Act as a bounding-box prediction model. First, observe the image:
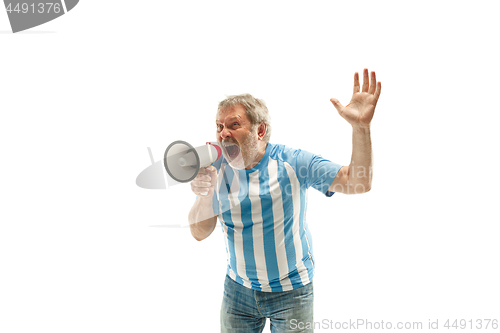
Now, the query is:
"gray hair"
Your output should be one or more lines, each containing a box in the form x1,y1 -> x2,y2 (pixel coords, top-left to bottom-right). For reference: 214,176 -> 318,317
217,93 -> 272,143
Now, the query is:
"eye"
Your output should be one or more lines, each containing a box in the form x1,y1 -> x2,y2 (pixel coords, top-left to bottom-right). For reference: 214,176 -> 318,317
217,124 -> 223,131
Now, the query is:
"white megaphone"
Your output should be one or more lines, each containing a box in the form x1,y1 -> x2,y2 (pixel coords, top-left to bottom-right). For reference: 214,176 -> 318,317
163,141 -> 222,183
136,141 -> 222,189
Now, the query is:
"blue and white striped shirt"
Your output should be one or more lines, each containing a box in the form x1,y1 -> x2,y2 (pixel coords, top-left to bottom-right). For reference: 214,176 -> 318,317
212,143 -> 342,292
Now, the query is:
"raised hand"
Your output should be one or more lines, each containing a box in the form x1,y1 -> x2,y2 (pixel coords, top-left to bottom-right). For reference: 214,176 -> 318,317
330,68 -> 381,129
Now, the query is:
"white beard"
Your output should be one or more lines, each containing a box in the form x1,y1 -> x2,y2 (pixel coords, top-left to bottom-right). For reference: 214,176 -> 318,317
223,132 -> 260,170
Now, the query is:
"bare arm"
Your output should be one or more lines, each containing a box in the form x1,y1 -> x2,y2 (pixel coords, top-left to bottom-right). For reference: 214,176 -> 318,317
188,196 -> 217,241
329,68 -> 381,194
330,127 -> 372,194
188,166 -> 218,241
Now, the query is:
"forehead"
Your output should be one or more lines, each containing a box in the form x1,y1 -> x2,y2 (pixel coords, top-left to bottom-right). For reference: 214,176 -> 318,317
216,104 -> 249,123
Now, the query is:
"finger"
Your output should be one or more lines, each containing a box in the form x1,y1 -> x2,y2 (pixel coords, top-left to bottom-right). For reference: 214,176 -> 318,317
362,68 -> 369,92
368,71 -> 377,94
199,187 -> 214,196
194,188 -> 212,196
192,180 -> 212,187
374,81 -> 382,101
207,166 -> 217,176
353,72 -> 360,94
206,167 -> 217,184
330,98 -> 344,114
194,175 -> 211,182
193,186 -> 213,195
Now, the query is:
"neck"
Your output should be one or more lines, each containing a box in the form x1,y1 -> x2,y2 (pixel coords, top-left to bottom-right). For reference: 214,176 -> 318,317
245,142 -> 267,169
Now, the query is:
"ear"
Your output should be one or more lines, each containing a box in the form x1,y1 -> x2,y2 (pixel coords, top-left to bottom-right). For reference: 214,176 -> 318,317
257,122 -> 267,140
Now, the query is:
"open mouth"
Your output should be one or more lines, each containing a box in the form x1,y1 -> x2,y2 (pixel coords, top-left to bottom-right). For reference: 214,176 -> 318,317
223,143 -> 240,159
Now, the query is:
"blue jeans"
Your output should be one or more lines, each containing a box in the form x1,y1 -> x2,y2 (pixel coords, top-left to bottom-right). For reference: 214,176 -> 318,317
220,275 -> 314,333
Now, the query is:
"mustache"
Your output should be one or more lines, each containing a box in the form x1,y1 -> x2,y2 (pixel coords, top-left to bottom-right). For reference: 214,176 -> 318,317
222,139 -> 239,146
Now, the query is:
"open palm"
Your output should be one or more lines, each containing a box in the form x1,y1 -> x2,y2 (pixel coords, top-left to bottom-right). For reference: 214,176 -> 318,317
331,68 -> 381,129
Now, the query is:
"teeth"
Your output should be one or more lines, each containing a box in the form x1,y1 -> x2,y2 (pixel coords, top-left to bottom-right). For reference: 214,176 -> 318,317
223,143 -> 238,150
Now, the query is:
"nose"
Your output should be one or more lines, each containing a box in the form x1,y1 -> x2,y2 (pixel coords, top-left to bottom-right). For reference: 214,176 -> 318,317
220,127 -> 232,140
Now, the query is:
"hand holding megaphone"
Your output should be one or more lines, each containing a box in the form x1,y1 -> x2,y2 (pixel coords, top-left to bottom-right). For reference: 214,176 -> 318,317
190,166 -> 217,197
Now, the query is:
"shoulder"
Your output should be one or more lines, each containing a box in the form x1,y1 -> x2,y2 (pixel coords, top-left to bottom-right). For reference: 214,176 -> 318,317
268,143 -> 309,162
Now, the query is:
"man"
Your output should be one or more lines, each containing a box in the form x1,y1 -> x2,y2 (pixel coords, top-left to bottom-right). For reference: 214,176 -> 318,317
188,69 -> 381,332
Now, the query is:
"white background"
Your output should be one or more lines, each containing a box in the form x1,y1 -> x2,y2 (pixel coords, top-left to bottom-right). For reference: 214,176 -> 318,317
1,1 -> 499,332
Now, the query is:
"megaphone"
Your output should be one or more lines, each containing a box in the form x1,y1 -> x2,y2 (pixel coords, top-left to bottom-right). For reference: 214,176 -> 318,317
164,141 -> 222,183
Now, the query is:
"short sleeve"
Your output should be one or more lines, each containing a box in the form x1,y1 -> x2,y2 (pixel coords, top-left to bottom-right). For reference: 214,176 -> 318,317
295,150 -> 343,196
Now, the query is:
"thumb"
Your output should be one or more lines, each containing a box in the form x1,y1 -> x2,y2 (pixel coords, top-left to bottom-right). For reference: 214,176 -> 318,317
330,98 -> 344,113
206,166 -> 218,184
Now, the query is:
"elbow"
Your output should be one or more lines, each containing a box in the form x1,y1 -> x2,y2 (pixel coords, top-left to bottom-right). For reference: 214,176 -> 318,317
350,182 -> 371,194
191,230 -> 206,242
362,182 -> 372,193
360,181 -> 371,194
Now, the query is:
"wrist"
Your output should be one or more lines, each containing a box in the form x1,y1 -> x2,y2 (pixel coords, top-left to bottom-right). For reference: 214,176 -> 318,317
197,194 -> 214,204
352,124 -> 371,134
